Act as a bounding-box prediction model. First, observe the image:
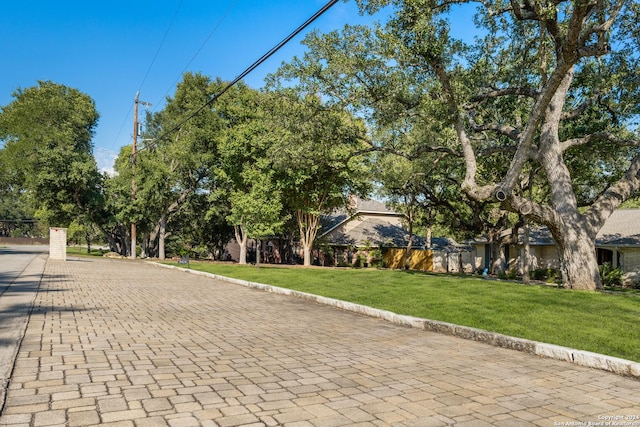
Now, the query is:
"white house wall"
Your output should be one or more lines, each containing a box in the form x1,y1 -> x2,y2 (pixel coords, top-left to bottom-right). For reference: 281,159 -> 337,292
621,248 -> 640,272
473,244 -> 561,274
432,251 -> 475,273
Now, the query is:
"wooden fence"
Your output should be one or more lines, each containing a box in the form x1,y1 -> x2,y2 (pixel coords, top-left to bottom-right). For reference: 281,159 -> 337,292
383,248 -> 433,271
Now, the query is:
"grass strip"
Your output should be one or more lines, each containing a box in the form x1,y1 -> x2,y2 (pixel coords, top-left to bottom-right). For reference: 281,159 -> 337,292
169,262 -> 640,362
67,247 -> 107,257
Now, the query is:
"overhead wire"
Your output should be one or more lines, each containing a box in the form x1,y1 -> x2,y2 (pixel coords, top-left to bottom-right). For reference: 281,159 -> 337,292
108,0 -> 184,153
151,0 -> 240,112
138,0 -> 185,94
138,0 -> 340,154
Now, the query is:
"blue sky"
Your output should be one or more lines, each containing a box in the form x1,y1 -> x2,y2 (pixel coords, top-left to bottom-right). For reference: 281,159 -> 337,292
0,0 -> 385,173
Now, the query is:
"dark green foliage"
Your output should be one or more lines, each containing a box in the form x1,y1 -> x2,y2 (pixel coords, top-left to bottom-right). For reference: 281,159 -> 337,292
532,268 -> 561,284
599,263 -> 624,287
0,81 -> 102,227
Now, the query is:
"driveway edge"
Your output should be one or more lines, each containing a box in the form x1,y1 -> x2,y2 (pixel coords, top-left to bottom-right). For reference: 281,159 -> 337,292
151,262 -> 640,380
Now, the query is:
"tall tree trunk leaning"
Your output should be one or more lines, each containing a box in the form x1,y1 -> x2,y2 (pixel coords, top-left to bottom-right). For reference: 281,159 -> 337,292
235,225 -> 248,265
297,210 -> 320,267
535,70 -> 601,289
431,28 -> 632,289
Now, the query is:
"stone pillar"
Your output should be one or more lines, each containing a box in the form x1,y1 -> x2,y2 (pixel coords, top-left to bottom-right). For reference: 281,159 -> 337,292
49,227 -> 67,260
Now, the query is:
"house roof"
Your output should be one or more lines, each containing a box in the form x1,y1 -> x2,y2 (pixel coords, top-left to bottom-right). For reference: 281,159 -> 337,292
319,197 -> 468,251
596,209 -> 640,246
324,215 -> 425,248
319,197 -> 400,236
470,209 -> 640,248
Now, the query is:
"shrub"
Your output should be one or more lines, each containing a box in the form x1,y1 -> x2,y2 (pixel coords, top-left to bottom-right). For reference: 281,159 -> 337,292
600,263 -> 623,287
532,268 -> 547,281
532,268 -> 560,283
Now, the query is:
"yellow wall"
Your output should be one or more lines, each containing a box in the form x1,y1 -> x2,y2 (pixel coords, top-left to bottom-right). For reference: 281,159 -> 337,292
384,248 -> 433,271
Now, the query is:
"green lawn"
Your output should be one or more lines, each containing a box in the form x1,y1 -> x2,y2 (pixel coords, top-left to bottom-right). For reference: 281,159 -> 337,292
67,246 -> 108,257
168,262 -> 640,362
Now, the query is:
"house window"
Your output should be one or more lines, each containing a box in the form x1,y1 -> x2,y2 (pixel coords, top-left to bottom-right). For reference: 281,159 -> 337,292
597,248 -> 613,265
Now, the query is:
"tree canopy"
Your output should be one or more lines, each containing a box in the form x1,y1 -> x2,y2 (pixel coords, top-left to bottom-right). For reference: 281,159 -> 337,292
271,0 -> 640,289
0,81 -> 103,227
263,88 -> 372,266
3,1 -> 639,290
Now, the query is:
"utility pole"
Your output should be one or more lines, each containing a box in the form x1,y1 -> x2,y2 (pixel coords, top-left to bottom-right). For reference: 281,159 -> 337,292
131,92 -> 151,259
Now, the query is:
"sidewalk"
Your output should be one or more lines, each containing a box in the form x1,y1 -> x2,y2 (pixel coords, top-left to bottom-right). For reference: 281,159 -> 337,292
0,247 -> 48,412
1,257 -> 639,426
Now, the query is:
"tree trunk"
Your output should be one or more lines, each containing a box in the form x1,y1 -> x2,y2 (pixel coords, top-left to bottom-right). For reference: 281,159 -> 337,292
551,222 -> 602,290
98,225 -> 121,254
158,215 -> 166,260
404,215 -> 414,270
303,241 -> 313,266
124,230 -> 131,258
522,220 -> 531,284
297,210 -> 320,267
235,225 -> 248,265
537,68 -> 601,290
256,239 -> 261,267
140,237 -> 148,259
402,197 -> 415,270
487,230 -> 505,275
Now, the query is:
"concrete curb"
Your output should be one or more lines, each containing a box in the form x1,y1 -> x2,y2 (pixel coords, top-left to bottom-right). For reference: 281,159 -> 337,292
151,262 -> 640,380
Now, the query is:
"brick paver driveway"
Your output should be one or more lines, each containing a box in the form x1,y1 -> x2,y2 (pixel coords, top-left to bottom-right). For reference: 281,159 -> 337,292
1,257 -> 639,426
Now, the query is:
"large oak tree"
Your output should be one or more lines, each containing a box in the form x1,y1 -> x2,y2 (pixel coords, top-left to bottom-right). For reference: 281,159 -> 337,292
276,0 -> 640,289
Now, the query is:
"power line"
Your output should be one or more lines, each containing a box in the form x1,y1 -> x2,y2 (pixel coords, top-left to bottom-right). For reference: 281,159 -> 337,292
151,0 -> 240,112
140,0 -> 340,154
138,0 -> 185,94
109,0 -> 184,153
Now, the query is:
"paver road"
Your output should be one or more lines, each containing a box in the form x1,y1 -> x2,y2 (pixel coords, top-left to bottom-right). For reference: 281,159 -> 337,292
1,257 -> 639,426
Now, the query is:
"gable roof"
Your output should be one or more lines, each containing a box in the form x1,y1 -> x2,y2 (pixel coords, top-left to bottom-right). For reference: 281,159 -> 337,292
319,197 -> 468,251
319,197 -> 400,237
319,197 -> 408,247
323,214 -> 425,248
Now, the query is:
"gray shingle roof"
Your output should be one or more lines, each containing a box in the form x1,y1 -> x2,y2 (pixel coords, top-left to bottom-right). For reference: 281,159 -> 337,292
319,197 -> 467,251
320,197 -> 399,235
325,215 -> 426,248
471,209 -> 640,247
596,209 -> 640,246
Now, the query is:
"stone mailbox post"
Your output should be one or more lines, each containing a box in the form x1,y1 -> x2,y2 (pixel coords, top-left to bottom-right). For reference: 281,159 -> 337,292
49,227 -> 67,260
